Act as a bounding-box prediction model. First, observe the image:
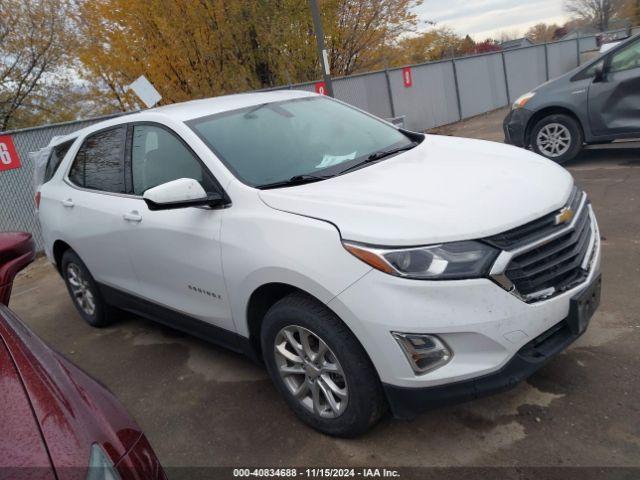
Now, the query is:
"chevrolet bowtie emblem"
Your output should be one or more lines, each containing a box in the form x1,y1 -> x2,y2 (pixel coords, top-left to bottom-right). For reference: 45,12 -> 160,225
555,207 -> 574,225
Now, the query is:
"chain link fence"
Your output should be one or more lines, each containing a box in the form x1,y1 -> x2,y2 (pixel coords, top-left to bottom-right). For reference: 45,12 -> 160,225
1,28 -> 638,251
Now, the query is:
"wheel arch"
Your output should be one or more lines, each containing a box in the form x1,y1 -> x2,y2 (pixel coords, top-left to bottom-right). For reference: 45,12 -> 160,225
246,282 -> 302,358
244,281 -> 378,377
52,239 -> 73,274
525,106 -> 585,147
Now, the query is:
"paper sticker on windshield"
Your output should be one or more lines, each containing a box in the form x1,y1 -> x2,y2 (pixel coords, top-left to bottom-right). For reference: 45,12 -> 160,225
316,152 -> 356,169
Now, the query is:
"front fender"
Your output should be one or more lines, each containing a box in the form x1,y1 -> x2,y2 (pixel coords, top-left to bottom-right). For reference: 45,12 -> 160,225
220,207 -> 371,337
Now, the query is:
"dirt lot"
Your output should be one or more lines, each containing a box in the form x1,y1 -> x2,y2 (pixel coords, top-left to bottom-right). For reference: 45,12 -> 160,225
10,108 -> 640,477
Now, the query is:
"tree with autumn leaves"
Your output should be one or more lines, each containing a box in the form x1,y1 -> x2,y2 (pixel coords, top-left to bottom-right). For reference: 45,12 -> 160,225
2,0 -> 640,130
0,0 -> 79,130
74,0 -> 422,111
1,0 -> 423,128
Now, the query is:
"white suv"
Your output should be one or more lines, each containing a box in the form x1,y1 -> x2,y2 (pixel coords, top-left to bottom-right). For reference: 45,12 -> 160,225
37,91 -> 601,436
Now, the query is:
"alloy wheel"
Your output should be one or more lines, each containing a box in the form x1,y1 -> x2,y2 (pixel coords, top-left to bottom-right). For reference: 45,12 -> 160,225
66,263 -> 96,316
274,325 -> 348,418
536,123 -> 571,158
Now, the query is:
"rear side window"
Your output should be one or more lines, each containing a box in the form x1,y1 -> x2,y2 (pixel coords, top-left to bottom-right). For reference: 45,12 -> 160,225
44,139 -> 75,183
68,126 -> 127,193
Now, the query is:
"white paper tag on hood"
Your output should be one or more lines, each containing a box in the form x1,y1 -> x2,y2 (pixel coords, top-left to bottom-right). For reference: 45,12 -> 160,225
315,151 -> 356,169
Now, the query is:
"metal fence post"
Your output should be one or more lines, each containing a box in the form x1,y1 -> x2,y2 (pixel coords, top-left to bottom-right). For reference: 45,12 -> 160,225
501,50 -> 511,105
384,67 -> 396,118
576,32 -> 581,66
544,43 -> 549,81
451,58 -> 463,121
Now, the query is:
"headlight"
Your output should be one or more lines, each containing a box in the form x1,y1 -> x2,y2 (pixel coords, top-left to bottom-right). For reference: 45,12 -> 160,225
86,444 -> 121,480
343,240 -> 498,280
512,91 -> 535,109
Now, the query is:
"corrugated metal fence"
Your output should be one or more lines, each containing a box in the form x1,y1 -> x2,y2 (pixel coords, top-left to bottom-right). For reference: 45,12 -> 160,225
1,28 -> 638,251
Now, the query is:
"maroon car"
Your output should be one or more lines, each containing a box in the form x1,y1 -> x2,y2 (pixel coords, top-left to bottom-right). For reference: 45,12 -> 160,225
0,232 -> 166,480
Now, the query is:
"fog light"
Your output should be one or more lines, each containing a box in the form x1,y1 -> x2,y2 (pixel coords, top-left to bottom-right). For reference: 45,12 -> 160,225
392,333 -> 452,374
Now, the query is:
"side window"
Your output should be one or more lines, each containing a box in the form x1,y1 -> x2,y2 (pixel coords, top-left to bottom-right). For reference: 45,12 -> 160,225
44,139 -> 75,182
131,124 -> 216,196
68,126 -> 127,193
609,40 -> 640,73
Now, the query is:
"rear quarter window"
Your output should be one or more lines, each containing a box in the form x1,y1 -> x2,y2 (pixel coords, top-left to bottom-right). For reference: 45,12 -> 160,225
44,139 -> 75,183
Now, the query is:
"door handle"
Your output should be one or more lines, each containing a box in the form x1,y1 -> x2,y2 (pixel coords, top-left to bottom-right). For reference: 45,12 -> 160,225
123,211 -> 142,223
61,198 -> 74,208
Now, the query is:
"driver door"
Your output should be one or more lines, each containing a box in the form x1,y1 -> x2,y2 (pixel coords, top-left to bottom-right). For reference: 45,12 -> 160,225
588,38 -> 640,137
121,123 -> 235,333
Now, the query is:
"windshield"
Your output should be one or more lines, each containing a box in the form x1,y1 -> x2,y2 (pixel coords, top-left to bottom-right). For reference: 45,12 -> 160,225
187,96 -> 414,188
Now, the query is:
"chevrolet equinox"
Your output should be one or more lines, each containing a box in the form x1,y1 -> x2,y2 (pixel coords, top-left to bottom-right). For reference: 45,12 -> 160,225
37,91 -> 602,437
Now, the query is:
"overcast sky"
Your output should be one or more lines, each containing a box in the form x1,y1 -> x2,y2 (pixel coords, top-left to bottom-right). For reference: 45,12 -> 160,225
412,0 -> 571,40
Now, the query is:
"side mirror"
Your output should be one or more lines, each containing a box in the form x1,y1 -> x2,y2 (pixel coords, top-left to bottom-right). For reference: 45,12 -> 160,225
593,63 -> 606,83
143,178 -> 228,211
0,232 -> 35,306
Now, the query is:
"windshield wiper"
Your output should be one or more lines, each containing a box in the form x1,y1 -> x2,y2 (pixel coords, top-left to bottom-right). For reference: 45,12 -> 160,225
367,142 -> 419,161
337,142 -> 418,176
258,174 -> 331,190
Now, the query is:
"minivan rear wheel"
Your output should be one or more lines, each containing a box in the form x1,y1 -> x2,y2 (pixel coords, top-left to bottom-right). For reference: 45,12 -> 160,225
61,250 -> 113,328
530,114 -> 583,164
261,292 -> 386,437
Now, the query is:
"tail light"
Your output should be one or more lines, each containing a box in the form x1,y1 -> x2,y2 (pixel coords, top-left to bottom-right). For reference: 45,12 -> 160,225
34,191 -> 41,209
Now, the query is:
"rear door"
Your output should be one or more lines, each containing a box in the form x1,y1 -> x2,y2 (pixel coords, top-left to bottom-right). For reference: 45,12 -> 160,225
120,123 -> 234,333
588,37 -> 640,137
57,125 -> 140,293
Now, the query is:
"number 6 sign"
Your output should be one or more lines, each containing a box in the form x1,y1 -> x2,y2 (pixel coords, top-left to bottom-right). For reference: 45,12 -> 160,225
0,135 -> 20,172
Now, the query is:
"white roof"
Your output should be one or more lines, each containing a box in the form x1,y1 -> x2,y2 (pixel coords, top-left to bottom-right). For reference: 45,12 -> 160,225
149,89 -> 314,121
60,90 -> 316,143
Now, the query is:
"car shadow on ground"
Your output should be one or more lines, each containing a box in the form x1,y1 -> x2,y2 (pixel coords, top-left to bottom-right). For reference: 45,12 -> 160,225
565,145 -> 640,169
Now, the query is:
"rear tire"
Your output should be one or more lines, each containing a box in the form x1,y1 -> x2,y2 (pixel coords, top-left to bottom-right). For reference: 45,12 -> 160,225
61,250 -> 113,328
261,292 -> 386,437
530,114 -> 583,164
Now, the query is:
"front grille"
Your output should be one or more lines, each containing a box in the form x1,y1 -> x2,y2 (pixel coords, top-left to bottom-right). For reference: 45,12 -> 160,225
487,187 -> 597,302
485,186 -> 582,250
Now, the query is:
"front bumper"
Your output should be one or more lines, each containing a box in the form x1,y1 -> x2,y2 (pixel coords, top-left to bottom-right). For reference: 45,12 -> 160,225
384,275 -> 600,419
328,215 -> 601,414
503,108 -> 534,147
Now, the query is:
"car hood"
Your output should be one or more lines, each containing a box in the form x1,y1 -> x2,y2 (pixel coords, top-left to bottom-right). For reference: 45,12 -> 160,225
0,338 -> 55,478
0,305 -> 142,474
258,135 -> 573,246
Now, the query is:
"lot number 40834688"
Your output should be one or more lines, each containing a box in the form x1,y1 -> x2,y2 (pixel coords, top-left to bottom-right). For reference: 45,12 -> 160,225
0,135 -> 21,172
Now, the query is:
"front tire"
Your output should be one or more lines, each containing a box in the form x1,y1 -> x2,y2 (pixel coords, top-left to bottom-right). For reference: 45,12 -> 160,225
530,114 -> 583,164
261,293 -> 386,437
61,250 -> 113,328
